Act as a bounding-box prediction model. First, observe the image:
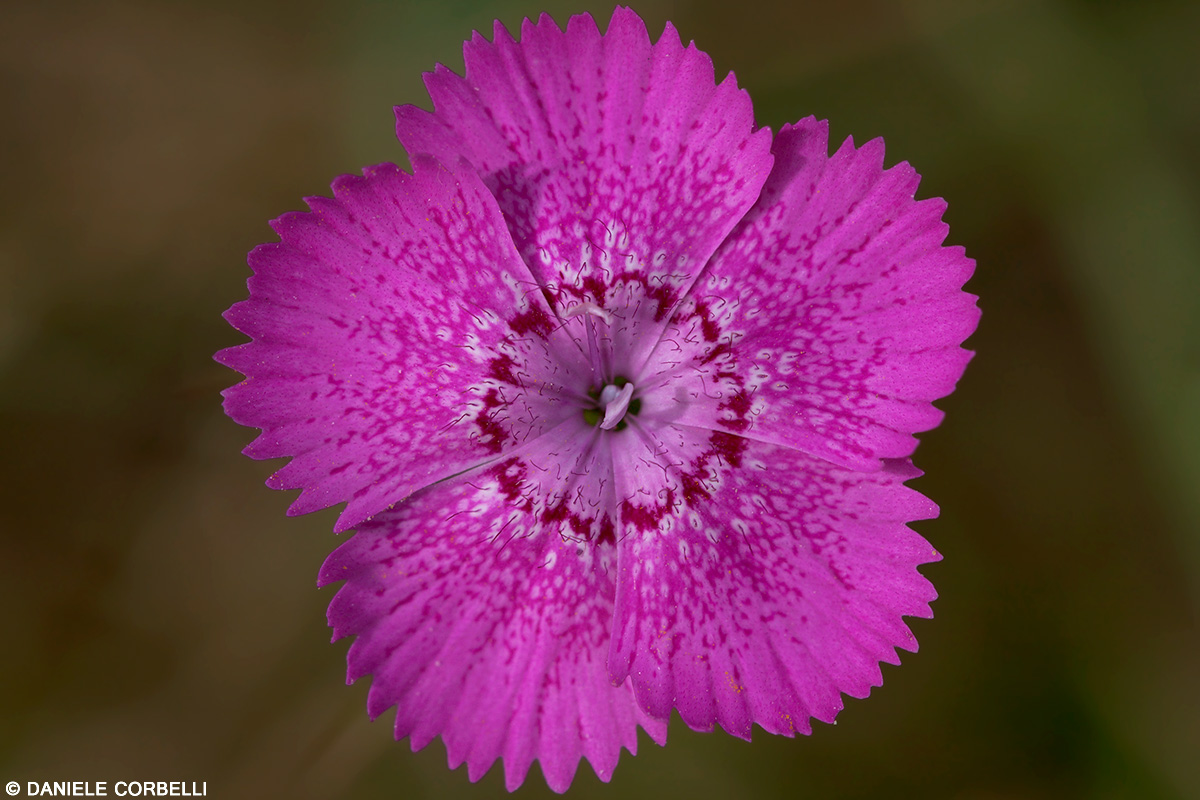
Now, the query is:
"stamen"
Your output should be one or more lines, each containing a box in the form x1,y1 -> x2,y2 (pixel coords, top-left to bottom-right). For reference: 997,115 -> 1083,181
563,302 -> 614,325
599,383 -> 635,430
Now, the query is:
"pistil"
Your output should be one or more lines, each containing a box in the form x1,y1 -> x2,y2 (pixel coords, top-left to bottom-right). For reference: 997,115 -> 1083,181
563,302 -> 614,325
599,382 -> 635,430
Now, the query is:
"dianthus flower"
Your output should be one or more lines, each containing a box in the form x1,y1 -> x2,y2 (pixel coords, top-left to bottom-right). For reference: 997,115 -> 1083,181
217,7 -> 978,793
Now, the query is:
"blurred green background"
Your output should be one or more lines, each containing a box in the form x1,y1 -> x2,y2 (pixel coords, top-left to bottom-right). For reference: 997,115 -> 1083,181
2,0 -> 1198,797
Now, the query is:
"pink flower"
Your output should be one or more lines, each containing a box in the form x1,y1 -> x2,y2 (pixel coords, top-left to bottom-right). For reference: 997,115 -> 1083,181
217,7 -> 978,793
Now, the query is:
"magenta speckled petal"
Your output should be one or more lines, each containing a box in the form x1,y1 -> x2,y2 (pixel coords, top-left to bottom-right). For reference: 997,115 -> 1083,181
319,435 -> 667,793
217,156 -> 586,532
396,8 -> 774,361
608,431 -> 939,736
678,117 -> 979,469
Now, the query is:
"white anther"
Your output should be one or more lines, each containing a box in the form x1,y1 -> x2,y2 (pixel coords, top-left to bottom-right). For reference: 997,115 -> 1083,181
563,302 -> 614,325
599,383 -> 635,430
598,384 -> 621,406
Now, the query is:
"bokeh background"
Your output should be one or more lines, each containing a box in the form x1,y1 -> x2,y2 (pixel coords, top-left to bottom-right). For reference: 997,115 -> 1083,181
2,0 -> 1198,797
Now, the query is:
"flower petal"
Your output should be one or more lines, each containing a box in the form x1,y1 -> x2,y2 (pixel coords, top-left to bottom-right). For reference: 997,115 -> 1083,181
675,117 -> 979,469
607,428 -> 939,736
395,8 -> 774,352
217,156 -> 586,532
319,426 -> 666,793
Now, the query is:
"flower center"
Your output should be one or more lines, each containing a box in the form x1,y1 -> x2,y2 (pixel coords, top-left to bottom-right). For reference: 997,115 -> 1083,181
582,376 -> 640,431
599,382 -> 635,430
